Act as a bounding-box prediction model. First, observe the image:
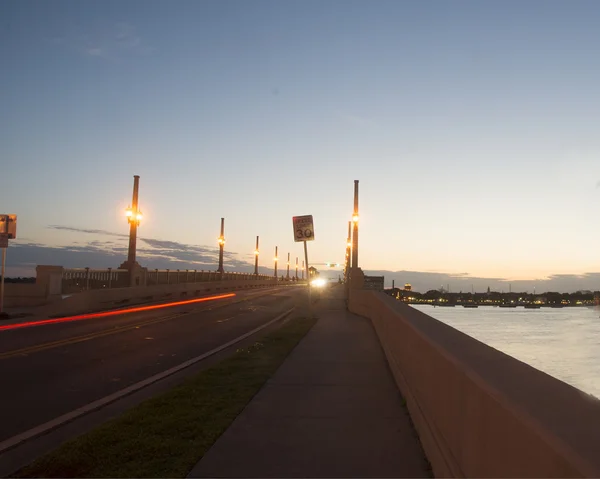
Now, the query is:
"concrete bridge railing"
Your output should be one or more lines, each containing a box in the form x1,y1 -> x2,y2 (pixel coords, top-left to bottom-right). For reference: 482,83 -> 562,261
349,286 -> 600,478
3,265 -> 285,311
40,276 -> 280,318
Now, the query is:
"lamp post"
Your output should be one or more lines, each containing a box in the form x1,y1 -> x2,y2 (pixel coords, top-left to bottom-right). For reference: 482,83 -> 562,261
254,236 -> 259,276
301,260 -> 305,280
351,180 -> 359,269
274,246 -> 278,278
123,175 -> 142,269
295,257 -> 299,280
217,218 -> 225,273
344,220 -> 351,282
286,252 -> 290,280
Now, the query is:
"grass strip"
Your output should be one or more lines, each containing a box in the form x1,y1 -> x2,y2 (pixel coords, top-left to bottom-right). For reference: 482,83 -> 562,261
14,316 -> 317,478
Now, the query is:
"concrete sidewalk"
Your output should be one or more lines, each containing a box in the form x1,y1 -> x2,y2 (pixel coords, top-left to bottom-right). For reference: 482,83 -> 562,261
188,286 -> 430,478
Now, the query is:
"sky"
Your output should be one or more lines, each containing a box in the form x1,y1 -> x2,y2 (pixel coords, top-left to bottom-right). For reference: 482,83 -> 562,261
2,0 -> 600,292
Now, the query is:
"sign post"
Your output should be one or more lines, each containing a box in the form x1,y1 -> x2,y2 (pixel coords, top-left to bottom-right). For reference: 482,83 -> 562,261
293,215 -> 314,315
0,214 -> 17,316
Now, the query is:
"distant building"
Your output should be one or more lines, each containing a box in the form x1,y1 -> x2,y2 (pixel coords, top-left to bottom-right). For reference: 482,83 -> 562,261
404,283 -> 412,291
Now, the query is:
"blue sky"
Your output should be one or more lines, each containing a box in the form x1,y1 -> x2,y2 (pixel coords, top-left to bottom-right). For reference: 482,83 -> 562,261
2,0 -> 600,290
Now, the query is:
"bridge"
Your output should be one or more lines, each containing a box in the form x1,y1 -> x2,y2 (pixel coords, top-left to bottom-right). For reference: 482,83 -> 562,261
1,178 -> 599,478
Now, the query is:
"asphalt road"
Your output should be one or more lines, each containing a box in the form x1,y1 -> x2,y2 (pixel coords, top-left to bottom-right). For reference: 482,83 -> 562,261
0,286 -> 304,444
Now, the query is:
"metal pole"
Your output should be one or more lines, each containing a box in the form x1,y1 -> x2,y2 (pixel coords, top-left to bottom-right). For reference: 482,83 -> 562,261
301,260 -> 304,280
295,257 -> 298,280
126,175 -> 140,266
274,246 -> 278,278
254,236 -> 259,275
286,253 -> 290,280
304,240 -> 311,315
345,220 -> 351,282
217,217 -> 225,273
0,247 -> 6,314
351,180 -> 359,269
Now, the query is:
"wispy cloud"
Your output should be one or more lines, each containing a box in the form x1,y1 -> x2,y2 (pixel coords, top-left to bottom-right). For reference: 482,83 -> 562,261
362,269 -> 600,293
49,225 -> 127,238
55,22 -> 153,60
43,225 -> 250,270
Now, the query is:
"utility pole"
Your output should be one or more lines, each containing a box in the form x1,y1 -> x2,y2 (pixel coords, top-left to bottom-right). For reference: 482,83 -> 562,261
274,246 -> 278,278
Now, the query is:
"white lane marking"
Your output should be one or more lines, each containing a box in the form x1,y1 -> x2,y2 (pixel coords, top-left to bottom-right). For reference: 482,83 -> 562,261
0,307 -> 295,454
217,317 -> 234,323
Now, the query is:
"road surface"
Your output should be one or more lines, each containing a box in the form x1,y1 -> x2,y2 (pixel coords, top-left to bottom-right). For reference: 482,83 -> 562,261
0,286 -> 303,445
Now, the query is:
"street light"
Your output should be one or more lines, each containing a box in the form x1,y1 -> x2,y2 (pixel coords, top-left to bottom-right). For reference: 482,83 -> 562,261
254,236 -> 259,275
122,175 -> 142,269
217,218 -> 225,274
295,257 -> 299,280
274,245 -> 278,278
351,180 -> 359,269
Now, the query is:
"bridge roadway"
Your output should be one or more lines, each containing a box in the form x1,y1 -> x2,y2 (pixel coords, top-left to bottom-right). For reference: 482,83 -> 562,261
0,286 -> 304,446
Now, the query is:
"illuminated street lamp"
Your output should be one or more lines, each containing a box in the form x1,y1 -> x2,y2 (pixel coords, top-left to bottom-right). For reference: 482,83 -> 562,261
217,218 -> 225,274
351,180 -> 359,269
344,220 -> 351,283
254,236 -> 259,275
274,246 -> 278,278
122,175 -> 142,269
295,257 -> 299,280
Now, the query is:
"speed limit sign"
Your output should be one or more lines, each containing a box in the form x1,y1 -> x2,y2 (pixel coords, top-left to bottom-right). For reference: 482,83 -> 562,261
293,215 -> 314,242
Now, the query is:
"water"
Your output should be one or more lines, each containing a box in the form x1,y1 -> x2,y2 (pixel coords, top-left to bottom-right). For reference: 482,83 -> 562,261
411,304 -> 600,399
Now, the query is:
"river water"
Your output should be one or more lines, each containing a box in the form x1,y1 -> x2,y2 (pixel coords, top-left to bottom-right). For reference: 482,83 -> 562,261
411,304 -> 600,399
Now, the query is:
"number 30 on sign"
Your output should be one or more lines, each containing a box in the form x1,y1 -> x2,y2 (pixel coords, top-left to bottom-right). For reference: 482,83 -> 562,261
292,215 -> 315,242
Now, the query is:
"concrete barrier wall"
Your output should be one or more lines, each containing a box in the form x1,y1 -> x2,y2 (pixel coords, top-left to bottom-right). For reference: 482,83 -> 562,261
39,278 -> 279,317
349,289 -> 600,478
3,283 -> 49,308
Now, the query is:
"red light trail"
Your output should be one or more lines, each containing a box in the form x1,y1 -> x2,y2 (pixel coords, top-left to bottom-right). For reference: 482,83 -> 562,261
0,293 -> 236,332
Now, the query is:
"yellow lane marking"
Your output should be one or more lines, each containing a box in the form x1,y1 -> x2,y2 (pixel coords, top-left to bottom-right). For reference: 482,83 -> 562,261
0,313 -> 186,360
0,287 -> 285,360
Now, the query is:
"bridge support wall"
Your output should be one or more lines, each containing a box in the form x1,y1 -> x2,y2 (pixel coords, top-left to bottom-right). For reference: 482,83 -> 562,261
38,278 -> 279,318
349,289 -> 600,477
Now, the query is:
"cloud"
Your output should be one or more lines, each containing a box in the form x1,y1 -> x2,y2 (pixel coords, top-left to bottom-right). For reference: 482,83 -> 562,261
12,225 -> 600,292
5,239 -> 257,277
4,225 -> 255,277
55,22 -> 152,60
85,47 -> 105,57
353,269 -> 600,294
49,225 -> 127,238
7,237 -> 600,292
